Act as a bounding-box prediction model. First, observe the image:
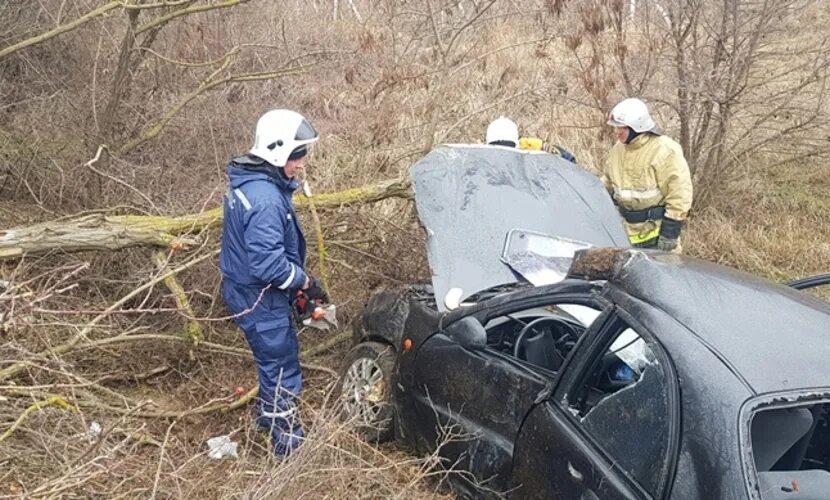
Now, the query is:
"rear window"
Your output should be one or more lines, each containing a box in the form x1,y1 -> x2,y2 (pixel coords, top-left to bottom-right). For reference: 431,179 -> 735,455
750,402 -> 830,499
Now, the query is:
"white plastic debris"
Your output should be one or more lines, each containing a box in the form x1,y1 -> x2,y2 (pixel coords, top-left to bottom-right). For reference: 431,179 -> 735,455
87,421 -> 102,442
301,303 -> 338,330
207,435 -> 238,460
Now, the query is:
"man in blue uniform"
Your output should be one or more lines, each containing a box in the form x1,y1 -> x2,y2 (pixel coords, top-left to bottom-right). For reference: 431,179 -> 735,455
219,109 -> 325,456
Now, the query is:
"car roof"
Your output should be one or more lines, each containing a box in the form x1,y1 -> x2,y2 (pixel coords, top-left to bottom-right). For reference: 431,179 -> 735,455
602,250 -> 830,394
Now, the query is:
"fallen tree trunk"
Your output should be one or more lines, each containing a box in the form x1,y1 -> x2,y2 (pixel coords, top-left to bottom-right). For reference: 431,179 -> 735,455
0,178 -> 412,261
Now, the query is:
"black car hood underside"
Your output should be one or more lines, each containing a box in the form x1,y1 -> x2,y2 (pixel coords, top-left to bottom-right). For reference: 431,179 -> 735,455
410,145 -> 628,310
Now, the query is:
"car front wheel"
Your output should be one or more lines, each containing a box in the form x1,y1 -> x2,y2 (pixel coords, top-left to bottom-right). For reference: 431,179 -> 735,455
339,341 -> 396,442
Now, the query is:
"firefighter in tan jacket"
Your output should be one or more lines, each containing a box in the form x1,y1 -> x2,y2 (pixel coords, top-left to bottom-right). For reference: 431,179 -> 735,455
603,98 -> 693,253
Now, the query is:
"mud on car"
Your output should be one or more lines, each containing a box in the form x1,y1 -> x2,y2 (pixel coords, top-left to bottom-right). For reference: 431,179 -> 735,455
338,145 -> 830,500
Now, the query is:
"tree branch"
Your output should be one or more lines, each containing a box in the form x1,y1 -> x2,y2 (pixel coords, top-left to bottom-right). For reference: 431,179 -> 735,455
116,62 -> 307,155
0,177 -> 412,260
0,250 -> 218,382
152,251 -> 203,345
0,2 -> 122,61
135,0 -> 251,35
0,396 -> 75,445
6,331 -> 350,419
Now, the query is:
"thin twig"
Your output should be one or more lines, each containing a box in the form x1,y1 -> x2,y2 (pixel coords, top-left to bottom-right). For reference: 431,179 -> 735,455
135,0 -> 250,34
0,396 -> 74,445
0,2 -> 122,61
149,420 -> 176,500
0,250 -> 218,382
84,145 -> 159,211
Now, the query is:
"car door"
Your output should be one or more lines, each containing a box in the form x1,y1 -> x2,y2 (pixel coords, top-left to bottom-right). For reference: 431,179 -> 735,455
510,308 -> 681,499
787,273 -> 830,303
409,288 -> 606,497
786,273 -> 830,291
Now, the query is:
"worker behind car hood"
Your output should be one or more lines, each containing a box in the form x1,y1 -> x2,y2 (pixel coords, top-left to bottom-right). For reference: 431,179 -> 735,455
485,116 -> 577,163
603,98 -> 693,252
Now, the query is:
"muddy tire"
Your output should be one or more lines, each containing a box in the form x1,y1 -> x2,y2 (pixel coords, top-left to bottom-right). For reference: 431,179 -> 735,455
338,341 -> 396,442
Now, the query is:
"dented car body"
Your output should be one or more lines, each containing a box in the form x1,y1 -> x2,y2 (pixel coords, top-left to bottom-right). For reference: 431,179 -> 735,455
341,146 -> 830,499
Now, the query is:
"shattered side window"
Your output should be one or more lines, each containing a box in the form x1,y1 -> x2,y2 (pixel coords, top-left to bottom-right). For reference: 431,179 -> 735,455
751,402 -> 830,499
566,325 -> 671,496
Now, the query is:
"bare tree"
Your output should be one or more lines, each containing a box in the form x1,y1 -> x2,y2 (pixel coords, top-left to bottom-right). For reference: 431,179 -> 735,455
557,0 -> 830,204
663,0 -> 830,200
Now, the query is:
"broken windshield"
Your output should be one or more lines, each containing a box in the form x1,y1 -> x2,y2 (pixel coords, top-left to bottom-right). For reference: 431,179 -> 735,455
501,229 -> 593,286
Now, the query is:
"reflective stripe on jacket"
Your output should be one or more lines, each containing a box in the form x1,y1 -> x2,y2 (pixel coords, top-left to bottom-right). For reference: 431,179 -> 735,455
219,157 -> 307,318
604,134 -> 693,244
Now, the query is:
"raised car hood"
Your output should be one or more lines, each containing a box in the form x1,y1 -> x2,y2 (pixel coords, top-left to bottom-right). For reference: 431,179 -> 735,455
411,145 -> 628,310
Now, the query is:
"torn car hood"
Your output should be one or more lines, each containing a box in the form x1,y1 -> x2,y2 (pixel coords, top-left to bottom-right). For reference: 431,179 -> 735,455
410,145 -> 628,309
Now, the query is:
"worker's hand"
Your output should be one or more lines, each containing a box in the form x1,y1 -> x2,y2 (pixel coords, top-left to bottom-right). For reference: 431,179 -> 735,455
656,235 -> 678,252
293,277 -> 329,321
305,276 -> 329,304
657,217 -> 683,252
599,175 -> 614,197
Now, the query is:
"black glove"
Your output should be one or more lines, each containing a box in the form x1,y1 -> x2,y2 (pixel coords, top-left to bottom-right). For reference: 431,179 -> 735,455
304,276 -> 329,304
656,236 -> 678,252
294,276 -> 330,319
657,217 -> 684,252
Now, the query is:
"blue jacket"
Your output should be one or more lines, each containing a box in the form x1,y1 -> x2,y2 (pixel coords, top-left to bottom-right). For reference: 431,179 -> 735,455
220,156 -> 307,311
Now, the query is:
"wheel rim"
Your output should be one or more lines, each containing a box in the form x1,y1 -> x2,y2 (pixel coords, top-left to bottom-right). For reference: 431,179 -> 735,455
342,356 -> 387,428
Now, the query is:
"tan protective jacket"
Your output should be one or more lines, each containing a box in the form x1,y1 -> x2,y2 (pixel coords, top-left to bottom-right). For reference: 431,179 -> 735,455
603,134 -> 693,245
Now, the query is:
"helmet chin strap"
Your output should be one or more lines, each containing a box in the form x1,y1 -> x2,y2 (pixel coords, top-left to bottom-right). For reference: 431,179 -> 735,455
264,164 -> 289,182
625,127 -> 642,144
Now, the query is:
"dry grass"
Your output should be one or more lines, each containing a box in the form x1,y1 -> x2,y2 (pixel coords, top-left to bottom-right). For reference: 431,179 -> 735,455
0,344 -> 455,498
1,0 -> 829,498
686,160 -> 830,281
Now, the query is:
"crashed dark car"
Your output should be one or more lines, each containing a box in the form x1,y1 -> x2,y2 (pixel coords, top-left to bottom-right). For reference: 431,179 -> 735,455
338,145 -> 830,499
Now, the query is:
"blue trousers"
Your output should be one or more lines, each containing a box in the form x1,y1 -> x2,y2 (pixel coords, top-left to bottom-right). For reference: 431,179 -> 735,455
223,281 -> 303,456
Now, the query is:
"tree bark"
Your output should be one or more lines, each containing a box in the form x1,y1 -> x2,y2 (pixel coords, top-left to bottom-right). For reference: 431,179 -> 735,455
0,178 -> 412,261
101,8 -> 140,137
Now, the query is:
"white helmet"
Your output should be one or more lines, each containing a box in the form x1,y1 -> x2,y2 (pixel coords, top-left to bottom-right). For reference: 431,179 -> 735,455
607,98 -> 657,133
486,117 -> 519,147
250,109 -> 319,167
